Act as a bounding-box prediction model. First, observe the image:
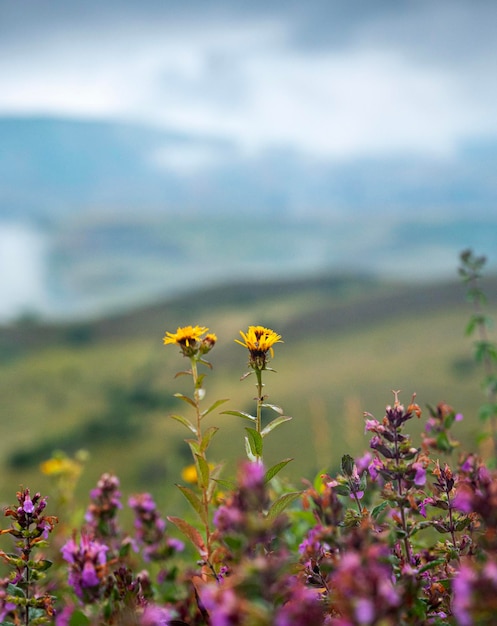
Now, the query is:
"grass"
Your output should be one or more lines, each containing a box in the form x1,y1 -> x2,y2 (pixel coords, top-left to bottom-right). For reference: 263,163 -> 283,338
0,272 -> 494,515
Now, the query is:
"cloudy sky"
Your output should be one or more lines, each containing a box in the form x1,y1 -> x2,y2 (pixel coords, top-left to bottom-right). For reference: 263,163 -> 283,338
2,0 -> 497,170
1,0 -> 497,320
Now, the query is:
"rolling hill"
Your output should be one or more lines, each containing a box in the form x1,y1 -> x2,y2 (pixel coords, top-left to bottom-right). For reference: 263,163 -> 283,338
0,271 -> 495,517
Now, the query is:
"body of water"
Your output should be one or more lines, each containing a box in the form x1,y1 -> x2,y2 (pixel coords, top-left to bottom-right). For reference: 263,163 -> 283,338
2,214 -> 496,323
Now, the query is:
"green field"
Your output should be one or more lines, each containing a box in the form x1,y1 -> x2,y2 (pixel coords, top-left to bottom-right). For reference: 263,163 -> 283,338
0,272 -> 495,516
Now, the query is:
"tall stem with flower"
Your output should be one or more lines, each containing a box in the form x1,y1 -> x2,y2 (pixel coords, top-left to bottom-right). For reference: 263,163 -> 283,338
224,326 -> 291,467
365,391 -> 426,564
163,325 -> 227,578
0,489 -> 58,625
459,249 -> 497,459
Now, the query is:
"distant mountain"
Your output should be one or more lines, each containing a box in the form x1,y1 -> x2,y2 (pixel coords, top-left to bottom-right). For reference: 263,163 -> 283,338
1,115 -> 497,221
1,115 -> 497,322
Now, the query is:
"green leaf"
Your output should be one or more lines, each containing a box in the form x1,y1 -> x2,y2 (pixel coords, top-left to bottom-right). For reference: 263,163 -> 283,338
174,393 -> 197,408
465,318 -> 478,336
333,484 -> 351,497
167,516 -> 206,557
185,439 -> 201,456
202,398 -> 230,418
245,428 -> 263,457
33,558 -> 52,572
221,410 -> 256,422
177,485 -> 207,524
68,610 -> 91,626
213,478 -> 236,491
474,341 -> 497,363
169,413 -> 198,435
244,436 -> 257,462
455,517 -> 472,531
418,558 -> 446,574
174,370 -> 192,378
6,583 -> 24,598
119,542 -> 132,558
479,403 -> 497,422
200,426 -> 219,453
267,491 -> 302,521
261,403 -> 284,415
435,431 -> 453,452
371,501 -> 389,519
264,458 -> 293,483
195,454 -> 210,489
341,454 -> 355,477
260,415 -> 292,437
207,463 -> 225,500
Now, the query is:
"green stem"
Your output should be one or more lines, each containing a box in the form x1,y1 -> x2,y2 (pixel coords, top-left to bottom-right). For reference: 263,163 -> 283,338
474,305 -> 497,458
350,487 -> 363,515
255,368 -> 264,462
446,491 -> 460,561
189,356 -> 213,566
23,537 -> 31,626
462,252 -> 497,458
393,429 -> 412,564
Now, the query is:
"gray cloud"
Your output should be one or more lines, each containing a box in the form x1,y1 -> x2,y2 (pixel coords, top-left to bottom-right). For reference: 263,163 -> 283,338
1,1 -> 496,161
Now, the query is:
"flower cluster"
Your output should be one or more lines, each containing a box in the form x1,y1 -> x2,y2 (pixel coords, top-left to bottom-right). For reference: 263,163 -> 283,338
2,257 -> 497,626
163,325 -> 217,358
61,533 -> 109,602
84,472 -> 122,542
213,461 -> 276,552
0,488 -> 58,623
2,488 -> 57,539
128,492 -> 184,561
202,460 -> 322,625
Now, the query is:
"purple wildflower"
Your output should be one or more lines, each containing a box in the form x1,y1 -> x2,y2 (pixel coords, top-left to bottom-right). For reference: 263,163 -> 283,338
328,543 -> 401,623
412,462 -> 427,486
453,487 -> 473,514
419,497 -> 435,518
452,565 -> 475,626
200,584 -> 243,626
368,456 -> 384,481
55,604 -> 75,626
239,460 -> 265,490
275,578 -> 324,626
128,492 -> 182,561
140,604 -> 174,625
0,578 -> 16,622
85,473 -> 122,541
61,533 -> 109,601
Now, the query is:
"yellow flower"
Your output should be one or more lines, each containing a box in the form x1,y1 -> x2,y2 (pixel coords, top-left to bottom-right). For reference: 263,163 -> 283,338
200,333 -> 218,354
181,464 -> 199,484
40,455 -> 82,479
235,325 -> 283,369
163,325 -> 215,357
163,325 -> 208,347
181,462 -> 216,484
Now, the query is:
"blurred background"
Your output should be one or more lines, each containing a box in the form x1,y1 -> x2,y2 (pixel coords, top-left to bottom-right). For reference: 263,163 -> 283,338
0,1 -> 496,509
1,0 -> 497,321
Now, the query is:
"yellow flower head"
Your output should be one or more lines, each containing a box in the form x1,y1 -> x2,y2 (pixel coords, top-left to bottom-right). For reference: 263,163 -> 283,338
40,453 -> 84,480
163,325 -> 215,357
181,462 -> 216,484
200,333 -> 218,354
235,325 -> 283,369
181,464 -> 199,484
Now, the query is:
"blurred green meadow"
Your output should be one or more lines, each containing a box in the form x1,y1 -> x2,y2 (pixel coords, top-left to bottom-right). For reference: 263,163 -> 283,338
0,272 -> 495,516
